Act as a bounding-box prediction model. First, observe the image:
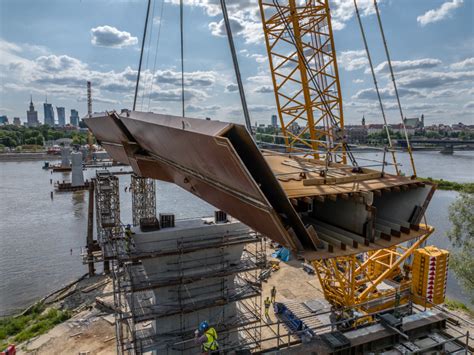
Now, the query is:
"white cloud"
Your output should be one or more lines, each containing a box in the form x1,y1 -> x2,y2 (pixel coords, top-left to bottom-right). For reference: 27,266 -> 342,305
90,25 -> 138,48
330,0 -> 384,30
253,85 -> 273,94
398,71 -> 474,89
338,50 -> 368,71
208,17 -> 263,44
353,87 -> 425,100
225,83 -> 238,93
186,104 -> 221,113
353,79 -> 364,84
250,54 -> 267,64
463,101 -> 474,110
417,0 -> 463,26
451,57 -> 474,70
373,58 -> 442,74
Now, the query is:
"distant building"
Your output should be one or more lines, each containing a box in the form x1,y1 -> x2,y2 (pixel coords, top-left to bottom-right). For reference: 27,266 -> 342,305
27,96 -> 39,127
404,114 -> 424,132
44,101 -> 55,126
361,115 -> 366,127
289,122 -> 301,135
390,123 -> 415,136
56,107 -> 66,126
451,122 -> 468,133
13,117 -> 21,126
345,125 -> 368,144
367,124 -> 385,135
271,114 -> 278,128
70,109 -> 79,126
0,115 -> 8,125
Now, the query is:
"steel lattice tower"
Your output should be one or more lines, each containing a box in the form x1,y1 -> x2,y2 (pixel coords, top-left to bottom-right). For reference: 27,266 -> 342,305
131,174 -> 156,226
259,0 -> 346,162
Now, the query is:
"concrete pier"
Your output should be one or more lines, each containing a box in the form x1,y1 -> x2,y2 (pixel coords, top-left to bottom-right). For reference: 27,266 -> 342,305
130,218 -> 261,354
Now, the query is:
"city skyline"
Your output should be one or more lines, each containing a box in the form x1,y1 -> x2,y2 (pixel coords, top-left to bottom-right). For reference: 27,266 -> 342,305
20,95 -> 81,126
0,0 -> 473,126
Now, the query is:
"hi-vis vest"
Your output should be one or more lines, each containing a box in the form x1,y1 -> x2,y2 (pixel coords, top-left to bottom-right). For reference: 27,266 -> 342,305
203,327 -> 218,352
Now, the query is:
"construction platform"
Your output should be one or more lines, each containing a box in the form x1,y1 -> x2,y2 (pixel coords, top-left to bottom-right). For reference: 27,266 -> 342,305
85,111 -> 435,260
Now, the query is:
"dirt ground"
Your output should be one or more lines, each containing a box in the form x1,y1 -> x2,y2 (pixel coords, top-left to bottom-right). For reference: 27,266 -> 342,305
16,275 -> 116,355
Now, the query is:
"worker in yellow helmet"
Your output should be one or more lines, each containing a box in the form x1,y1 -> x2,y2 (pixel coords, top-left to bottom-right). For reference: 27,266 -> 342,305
194,321 -> 219,354
264,297 -> 271,318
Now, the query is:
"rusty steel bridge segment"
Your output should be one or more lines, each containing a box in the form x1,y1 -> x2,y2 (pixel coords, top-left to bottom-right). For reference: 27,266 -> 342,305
85,111 -> 435,262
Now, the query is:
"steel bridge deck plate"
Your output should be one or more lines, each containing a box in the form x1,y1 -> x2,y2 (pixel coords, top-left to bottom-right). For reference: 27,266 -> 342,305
85,111 -> 435,260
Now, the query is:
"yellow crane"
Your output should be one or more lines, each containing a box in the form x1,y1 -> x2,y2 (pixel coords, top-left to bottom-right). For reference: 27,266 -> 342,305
258,0 -> 448,314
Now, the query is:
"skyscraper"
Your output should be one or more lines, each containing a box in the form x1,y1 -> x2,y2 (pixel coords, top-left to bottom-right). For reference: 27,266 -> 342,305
26,96 -> 39,127
70,109 -> 79,126
56,106 -> 66,126
44,100 -> 55,126
271,114 -> 278,128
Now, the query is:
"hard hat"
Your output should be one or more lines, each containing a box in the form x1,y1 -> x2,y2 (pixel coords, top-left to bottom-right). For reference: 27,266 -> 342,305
199,321 -> 209,332
127,224 -> 131,229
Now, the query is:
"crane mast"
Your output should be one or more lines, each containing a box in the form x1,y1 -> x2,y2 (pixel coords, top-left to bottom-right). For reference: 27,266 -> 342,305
259,0 -> 346,163
258,0 -> 444,314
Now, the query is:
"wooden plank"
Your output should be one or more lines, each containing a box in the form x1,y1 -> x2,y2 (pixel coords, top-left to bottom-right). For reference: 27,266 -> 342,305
302,171 -> 383,186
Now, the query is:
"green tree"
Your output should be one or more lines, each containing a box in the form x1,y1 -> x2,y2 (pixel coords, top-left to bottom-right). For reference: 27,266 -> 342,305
448,190 -> 474,304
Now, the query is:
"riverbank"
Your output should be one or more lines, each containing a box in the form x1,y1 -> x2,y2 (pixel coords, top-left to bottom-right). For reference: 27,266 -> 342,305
0,274 -> 115,353
419,177 -> 474,193
0,152 -> 58,162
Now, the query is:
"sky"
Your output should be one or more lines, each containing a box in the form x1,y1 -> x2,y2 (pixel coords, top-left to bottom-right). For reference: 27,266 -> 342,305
0,0 -> 473,126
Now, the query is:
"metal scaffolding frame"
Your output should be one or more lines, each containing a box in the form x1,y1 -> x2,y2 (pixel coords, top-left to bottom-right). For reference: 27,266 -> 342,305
131,174 -> 156,227
111,231 -> 265,354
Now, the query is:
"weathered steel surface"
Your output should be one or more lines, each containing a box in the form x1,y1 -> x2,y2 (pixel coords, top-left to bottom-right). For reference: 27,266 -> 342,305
85,111 -> 309,249
85,111 -> 434,259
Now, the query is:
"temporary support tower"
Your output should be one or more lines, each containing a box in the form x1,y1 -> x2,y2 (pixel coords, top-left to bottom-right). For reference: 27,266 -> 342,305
131,174 -> 156,226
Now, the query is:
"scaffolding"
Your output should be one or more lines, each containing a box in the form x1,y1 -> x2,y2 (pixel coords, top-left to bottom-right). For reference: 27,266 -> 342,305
131,174 -> 156,227
111,229 -> 265,354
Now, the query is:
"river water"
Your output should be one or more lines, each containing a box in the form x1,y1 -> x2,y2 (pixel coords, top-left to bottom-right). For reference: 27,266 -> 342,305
0,151 -> 472,315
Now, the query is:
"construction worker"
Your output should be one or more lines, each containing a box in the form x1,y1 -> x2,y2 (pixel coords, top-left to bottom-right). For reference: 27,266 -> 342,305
271,286 -> 277,303
194,321 -> 219,354
264,297 -> 271,318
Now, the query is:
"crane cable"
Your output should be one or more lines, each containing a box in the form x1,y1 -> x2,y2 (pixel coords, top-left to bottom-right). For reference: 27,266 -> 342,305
220,0 -> 253,135
353,0 -> 400,176
180,0 -> 185,117
373,0 -> 417,178
133,0 -> 152,111
140,0 -> 157,111
147,0 -> 166,111
271,0 -> 359,169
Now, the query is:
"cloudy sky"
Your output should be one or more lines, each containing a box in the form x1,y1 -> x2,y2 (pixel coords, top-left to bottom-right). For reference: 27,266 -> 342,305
0,0 -> 472,126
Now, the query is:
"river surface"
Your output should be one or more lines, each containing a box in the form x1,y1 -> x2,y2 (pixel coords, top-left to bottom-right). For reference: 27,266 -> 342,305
0,151 -> 473,315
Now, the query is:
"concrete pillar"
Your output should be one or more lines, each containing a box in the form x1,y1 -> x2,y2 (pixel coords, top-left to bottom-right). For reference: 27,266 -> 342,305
71,151 -> 84,187
60,146 -> 70,167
